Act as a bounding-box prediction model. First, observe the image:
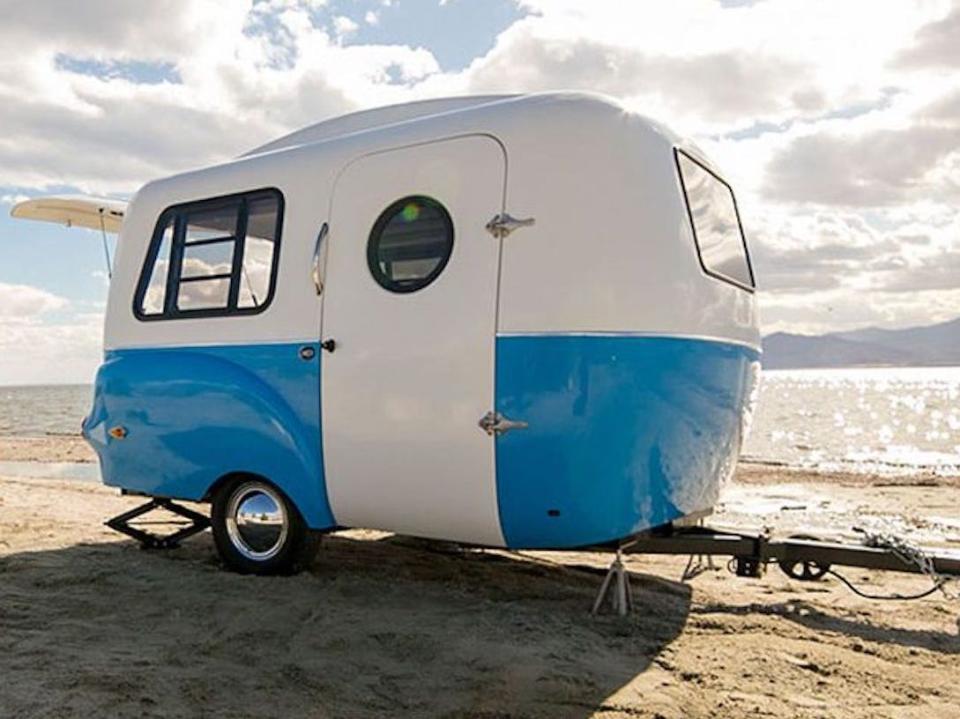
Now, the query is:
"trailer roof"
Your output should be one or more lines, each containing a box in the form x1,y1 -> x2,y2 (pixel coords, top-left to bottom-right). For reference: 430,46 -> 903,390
242,94 -> 516,158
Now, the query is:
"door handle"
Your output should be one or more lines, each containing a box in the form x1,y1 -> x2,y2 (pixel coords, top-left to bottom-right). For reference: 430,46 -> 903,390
312,223 -> 328,295
485,213 -> 535,239
478,411 -> 528,436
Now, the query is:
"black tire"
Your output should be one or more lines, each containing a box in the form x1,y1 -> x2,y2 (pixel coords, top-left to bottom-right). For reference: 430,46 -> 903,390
211,477 -> 320,575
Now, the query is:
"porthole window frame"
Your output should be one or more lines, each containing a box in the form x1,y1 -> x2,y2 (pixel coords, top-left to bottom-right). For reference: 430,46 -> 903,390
132,187 -> 284,321
366,195 -> 455,295
674,148 -> 756,293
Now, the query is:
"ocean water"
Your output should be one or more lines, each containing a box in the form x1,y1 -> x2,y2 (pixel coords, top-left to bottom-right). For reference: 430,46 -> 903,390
743,366 -> 960,476
0,367 -> 958,476
0,384 -> 91,437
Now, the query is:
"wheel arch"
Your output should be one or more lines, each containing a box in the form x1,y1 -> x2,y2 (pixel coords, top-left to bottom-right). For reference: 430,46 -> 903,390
86,346 -> 337,531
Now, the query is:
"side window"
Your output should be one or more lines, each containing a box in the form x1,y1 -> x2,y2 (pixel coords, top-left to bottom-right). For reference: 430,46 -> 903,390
675,149 -> 755,291
367,196 -> 454,293
135,189 -> 283,320
241,196 -> 281,308
139,218 -> 173,316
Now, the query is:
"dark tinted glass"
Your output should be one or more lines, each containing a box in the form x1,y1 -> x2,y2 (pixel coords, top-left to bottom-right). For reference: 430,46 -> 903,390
184,203 -> 239,243
367,196 -> 453,293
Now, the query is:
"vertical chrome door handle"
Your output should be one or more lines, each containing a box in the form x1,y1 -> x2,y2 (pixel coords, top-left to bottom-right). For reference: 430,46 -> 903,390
312,222 -> 328,295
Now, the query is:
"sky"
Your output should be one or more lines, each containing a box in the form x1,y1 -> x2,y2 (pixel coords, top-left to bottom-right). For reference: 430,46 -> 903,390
0,0 -> 958,384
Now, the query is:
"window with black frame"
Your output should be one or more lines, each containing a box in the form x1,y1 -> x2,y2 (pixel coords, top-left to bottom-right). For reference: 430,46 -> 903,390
367,196 -> 454,293
135,189 -> 283,319
675,149 -> 755,291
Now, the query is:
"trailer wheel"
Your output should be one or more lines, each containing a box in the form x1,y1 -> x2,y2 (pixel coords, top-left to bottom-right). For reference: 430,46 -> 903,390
211,478 -> 319,575
777,534 -> 831,582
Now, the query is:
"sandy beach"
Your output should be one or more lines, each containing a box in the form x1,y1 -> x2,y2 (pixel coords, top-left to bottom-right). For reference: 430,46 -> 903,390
1,440 -> 958,718
0,435 -> 96,463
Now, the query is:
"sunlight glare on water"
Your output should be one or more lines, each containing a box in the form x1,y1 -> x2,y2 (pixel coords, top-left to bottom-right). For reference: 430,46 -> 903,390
743,366 -> 960,476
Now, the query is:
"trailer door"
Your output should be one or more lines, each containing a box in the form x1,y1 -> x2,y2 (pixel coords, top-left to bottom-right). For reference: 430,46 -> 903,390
321,135 -> 506,546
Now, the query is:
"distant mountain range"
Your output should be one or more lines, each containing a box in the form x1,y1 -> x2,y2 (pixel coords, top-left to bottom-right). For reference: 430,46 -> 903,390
762,317 -> 960,369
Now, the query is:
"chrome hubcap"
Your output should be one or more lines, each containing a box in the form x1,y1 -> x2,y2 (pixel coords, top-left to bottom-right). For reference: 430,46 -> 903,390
225,482 -> 289,561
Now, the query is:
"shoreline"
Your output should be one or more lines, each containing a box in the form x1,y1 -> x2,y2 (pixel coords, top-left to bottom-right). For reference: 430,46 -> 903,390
0,435 -> 96,463
736,460 -> 960,488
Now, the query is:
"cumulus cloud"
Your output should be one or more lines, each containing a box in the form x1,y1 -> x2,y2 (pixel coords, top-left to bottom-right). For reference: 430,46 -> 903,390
0,284 -> 100,384
895,0 -> 960,68
464,26 -> 812,123
0,283 -> 68,318
0,0 -> 438,192
918,88 -> 960,122
763,126 -> 960,205
0,312 -> 103,385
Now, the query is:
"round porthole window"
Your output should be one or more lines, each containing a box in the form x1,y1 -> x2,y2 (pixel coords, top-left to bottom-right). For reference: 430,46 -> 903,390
367,196 -> 454,293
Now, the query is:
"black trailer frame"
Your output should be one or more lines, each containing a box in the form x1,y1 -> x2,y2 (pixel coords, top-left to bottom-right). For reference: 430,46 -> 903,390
622,525 -> 960,576
590,524 -> 960,615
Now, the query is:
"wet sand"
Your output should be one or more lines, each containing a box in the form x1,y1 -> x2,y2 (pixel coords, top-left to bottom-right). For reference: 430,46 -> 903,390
1,442 -> 958,718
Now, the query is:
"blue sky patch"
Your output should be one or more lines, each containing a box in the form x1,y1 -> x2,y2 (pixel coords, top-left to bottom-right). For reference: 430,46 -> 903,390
54,55 -> 181,84
0,186 -> 116,308
319,0 -> 527,71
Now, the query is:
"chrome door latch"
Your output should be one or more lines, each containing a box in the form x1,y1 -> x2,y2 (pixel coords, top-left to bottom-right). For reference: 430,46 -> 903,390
485,212 -> 535,239
478,411 -> 529,436
312,222 -> 328,295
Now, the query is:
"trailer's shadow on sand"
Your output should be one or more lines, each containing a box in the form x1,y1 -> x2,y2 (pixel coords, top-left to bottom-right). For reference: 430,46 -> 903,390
0,533 -> 692,718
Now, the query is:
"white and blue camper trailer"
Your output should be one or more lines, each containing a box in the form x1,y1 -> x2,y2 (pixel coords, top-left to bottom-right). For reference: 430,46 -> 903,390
15,92 -> 761,575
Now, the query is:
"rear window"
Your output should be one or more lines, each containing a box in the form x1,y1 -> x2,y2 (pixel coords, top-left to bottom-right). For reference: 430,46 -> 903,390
675,149 -> 754,291
134,189 -> 283,320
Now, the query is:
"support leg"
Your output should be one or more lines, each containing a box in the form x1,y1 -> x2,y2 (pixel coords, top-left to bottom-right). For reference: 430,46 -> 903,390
592,548 -> 634,616
106,498 -> 210,549
681,553 -> 719,582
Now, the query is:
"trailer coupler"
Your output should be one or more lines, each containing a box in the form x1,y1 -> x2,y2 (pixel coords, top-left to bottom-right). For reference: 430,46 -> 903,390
106,498 -> 210,550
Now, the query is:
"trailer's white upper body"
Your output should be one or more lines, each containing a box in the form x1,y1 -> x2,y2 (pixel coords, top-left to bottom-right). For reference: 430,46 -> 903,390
105,91 -> 760,352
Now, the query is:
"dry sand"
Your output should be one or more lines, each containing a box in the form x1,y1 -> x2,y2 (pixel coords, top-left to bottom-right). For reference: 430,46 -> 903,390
1,443 -> 958,718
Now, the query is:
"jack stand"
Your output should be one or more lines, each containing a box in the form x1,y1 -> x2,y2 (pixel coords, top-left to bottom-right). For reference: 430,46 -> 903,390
681,553 -> 718,582
106,498 -> 210,549
592,547 -> 634,616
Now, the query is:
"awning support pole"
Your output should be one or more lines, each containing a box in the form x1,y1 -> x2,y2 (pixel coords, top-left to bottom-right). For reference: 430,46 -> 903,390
98,208 -> 113,280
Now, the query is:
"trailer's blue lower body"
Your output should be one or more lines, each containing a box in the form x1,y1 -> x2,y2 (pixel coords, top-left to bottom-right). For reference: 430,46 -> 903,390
494,335 -> 759,548
83,335 -> 759,549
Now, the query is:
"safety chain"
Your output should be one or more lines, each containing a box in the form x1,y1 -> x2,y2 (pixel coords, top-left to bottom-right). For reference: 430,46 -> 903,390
854,526 -> 958,601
